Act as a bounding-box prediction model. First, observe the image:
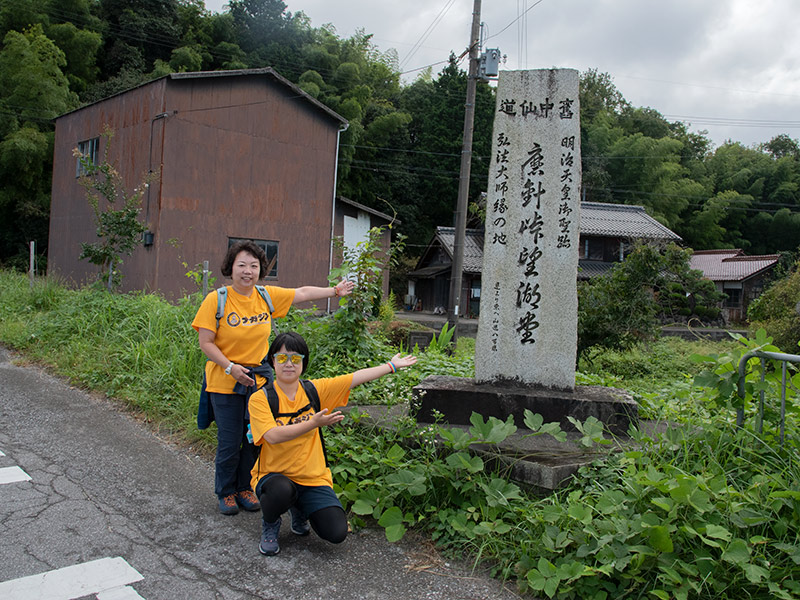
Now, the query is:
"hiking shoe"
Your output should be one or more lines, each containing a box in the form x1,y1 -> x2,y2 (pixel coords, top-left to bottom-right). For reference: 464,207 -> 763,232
259,517 -> 281,556
289,506 -> 310,536
219,494 -> 239,515
235,490 -> 261,511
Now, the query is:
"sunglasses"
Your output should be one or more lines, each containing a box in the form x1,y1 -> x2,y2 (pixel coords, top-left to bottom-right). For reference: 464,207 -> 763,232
274,353 -> 304,365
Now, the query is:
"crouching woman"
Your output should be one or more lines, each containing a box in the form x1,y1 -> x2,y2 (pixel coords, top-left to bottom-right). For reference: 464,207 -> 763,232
249,331 -> 416,556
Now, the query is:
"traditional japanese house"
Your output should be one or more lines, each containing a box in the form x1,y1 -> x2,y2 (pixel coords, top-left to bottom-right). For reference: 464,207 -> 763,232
408,202 -> 682,316
689,249 -> 780,324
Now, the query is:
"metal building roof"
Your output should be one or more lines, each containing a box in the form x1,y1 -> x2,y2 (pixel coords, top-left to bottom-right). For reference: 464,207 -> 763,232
56,67 -> 348,126
581,202 -> 682,240
689,249 -> 781,282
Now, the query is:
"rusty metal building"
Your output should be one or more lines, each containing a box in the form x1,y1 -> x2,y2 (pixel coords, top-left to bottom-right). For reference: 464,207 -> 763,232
48,68 -> 348,300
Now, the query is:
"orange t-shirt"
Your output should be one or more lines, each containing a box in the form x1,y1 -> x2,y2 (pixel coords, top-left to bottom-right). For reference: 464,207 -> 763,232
192,286 -> 294,393
249,374 -> 353,490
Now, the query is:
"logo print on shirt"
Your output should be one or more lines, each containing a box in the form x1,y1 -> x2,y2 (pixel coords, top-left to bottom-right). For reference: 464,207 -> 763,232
227,312 -> 241,327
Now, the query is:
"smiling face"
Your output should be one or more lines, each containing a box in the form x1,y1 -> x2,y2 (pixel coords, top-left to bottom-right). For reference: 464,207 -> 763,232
272,344 -> 304,386
231,250 -> 260,294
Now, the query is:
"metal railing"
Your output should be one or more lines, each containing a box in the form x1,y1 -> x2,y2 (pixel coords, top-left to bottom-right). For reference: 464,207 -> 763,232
737,350 -> 800,445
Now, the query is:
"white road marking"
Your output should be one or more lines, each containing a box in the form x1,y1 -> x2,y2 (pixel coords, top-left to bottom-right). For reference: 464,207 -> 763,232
0,556 -> 144,600
0,466 -> 31,484
97,585 -> 146,599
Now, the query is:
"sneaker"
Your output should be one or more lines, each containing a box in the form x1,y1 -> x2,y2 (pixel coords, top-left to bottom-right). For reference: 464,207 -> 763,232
289,506 -> 310,536
219,494 -> 239,516
259,517 -> 281,556
235,490 -> 261,511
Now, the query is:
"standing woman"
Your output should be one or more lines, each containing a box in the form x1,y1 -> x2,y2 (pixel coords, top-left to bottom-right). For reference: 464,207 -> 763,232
192,240 -> 353,515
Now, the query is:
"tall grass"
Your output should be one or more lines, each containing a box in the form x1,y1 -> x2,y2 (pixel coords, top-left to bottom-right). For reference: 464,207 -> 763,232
0,271 -> 211,445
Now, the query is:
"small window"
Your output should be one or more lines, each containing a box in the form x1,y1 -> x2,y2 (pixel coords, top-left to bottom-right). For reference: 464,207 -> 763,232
723,288 -> 742,308
582,237 -> 604,261
76,137 -> 100,177
228,238 -> 279,278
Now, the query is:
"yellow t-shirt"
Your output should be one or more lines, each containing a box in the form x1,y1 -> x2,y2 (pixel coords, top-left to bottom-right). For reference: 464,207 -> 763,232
191,286 -> 294,393
249,374 -> 353,490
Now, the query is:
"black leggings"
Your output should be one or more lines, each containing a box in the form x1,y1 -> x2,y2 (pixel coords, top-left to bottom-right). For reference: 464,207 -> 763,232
258,474 -> 348,544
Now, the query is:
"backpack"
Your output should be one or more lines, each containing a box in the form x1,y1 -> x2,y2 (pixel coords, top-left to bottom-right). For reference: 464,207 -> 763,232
263,380 -> 329,466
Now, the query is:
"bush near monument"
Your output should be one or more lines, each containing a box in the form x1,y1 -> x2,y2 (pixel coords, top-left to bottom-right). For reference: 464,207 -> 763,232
747,260 -> 800,352
577,242 -> 723,360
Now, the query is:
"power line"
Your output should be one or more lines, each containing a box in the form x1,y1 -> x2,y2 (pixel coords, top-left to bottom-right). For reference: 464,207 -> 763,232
399,0 -> 457,70
486,0 -> 546,42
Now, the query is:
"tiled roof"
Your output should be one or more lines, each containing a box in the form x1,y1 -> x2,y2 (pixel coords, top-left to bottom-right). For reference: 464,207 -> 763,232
435,227 -> 485,273
415,203 -> 682,276
577,260 -> 615,280
689,249 -> 780,282
581,202 -> 682,240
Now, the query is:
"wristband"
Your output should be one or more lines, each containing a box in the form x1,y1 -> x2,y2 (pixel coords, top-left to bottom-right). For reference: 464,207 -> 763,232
224,361 -> 234,375
333,285 -> 340,297
387,361 -> 396,374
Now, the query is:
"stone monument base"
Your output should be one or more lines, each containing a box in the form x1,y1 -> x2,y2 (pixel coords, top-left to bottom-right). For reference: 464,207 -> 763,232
413,375 -> 637,436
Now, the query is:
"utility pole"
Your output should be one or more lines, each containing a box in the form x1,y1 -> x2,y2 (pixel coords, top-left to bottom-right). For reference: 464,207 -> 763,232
447,0 -> 482,340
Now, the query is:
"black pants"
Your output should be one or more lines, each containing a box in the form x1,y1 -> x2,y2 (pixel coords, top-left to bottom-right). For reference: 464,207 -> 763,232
257,474 -> 348,544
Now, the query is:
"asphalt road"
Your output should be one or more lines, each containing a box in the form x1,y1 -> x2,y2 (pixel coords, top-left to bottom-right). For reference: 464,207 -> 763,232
0,345 -> 519,600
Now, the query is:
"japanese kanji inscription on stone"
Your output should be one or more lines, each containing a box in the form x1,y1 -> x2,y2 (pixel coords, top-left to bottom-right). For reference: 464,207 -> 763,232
475,69 -> 581,390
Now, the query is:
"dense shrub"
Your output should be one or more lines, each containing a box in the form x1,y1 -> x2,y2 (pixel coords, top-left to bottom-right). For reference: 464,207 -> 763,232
748,261 -> 800,352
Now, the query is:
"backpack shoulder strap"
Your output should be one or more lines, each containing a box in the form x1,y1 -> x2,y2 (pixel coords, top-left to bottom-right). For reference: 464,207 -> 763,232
255,285 -> 275,315
215,286 -> 228,329
299,380 -> 320,412
299,380 -> 328,466
265,384 -> 280,420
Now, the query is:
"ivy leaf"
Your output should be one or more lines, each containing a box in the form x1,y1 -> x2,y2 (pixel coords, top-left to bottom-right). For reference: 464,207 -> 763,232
378,506 -> 406,542
742,563 -> 770,583
722,539 -> 751,565
351,498 -> 374,515
445,451 -> 484,473
480,478 -> 522,507
704,524 -> 732,541
523,410 -> 543,430
567,503 -> 593,524
469,412 -> 517,443
385,443 -> 405,462
648,526 -> 674,553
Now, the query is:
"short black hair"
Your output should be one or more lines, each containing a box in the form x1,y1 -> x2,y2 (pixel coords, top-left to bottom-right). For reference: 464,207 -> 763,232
221,240 -> 268,278
268,331 -> 310,373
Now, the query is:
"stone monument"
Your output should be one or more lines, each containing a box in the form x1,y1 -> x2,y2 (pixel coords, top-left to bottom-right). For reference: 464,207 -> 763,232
415,69 -> 637,435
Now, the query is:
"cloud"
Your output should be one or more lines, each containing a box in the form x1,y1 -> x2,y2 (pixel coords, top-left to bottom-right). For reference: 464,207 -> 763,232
202,0 -> 800,147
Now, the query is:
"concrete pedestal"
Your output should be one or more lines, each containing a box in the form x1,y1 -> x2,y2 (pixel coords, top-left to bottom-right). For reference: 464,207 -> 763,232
413,375 -> 638,436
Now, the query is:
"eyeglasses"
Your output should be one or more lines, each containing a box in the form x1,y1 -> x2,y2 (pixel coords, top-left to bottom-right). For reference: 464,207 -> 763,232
274,353 -> 304,365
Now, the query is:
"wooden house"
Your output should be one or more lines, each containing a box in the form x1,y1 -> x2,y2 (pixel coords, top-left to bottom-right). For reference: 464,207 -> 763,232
48,68 -> 348,302
689,249 -> 780,324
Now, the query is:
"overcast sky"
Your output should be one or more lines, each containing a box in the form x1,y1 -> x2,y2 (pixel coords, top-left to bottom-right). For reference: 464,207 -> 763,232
203,0 -> 800,149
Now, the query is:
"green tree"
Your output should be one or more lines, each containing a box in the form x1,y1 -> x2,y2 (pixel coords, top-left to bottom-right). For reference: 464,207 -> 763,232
0,24 -> 78,268
606,133 -> 693,228
763,133 -> 800,160
76,127 -> 154,290
578,242 -> 721,359
393,57 -> 495,250
96,0 -> 181,79
747,261 -> 800,351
